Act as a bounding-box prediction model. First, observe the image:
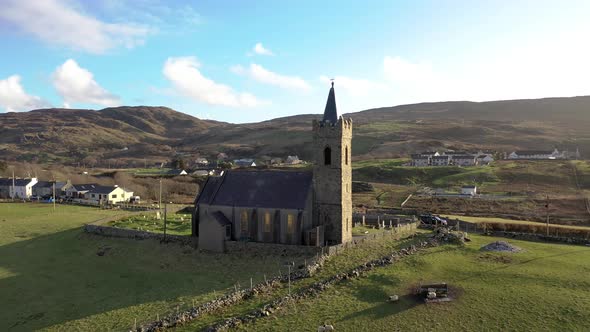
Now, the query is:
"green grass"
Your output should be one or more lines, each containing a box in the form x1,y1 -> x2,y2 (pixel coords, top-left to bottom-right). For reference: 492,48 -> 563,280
442,214 -> 590,230
239,234 -> 590,331
109,213 -> 193,235
0,203 -> 313,331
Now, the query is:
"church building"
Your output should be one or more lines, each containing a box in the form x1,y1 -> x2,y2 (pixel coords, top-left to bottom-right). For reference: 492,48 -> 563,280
192,83 -> 352,252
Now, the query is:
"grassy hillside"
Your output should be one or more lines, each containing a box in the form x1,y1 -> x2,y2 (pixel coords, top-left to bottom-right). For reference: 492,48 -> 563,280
2,95 -> 590,164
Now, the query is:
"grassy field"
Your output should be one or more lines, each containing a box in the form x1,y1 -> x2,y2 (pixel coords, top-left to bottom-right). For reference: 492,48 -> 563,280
239,234 -> 590,331
0,203 -> 313,331
442,214 -> 590,230
109,212 -> 193,235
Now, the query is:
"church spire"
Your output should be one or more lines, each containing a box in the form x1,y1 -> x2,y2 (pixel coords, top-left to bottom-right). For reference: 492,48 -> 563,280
322,81 -> 338,124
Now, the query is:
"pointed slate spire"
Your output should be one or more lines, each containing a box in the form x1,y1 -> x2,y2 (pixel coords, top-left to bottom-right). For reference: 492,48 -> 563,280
322,81 -> 338,124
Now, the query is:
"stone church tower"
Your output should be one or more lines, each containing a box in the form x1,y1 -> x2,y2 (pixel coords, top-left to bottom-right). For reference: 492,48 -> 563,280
312,82 -> 353,244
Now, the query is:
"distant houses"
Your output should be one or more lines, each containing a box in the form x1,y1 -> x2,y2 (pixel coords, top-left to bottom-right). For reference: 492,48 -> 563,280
32,180 -> 70,198
461,185 -> 477,196
234,159 -> 256,168
166,169 -> 188,176
508,149 -> 563,160
410,150 -> 494,167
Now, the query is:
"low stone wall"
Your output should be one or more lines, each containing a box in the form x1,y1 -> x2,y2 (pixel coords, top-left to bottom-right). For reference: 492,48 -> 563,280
226,241 -> 321,256
84,224 -> 194,246
327,222 -> 419,255
485,230 -> 590,246
206,238 -> 437,331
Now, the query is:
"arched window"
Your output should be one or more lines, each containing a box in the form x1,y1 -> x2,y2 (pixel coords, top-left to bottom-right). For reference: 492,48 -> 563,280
324,146 -> 331,165
240,210 -> 248,233
345,146 -> 349,165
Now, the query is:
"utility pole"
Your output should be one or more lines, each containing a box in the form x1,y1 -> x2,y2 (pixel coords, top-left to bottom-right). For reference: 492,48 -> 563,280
159,178 -> 162,213
11,168 -> 15,201
52,178 -> 56,212
164,203 -> 168,242
545,195 -> 550,236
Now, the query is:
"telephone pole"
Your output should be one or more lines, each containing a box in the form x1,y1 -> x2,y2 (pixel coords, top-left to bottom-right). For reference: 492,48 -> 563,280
52,179 -> 56,212
11,168 -> 15,200
545,195 -> 550,236
159,178 -> 162,214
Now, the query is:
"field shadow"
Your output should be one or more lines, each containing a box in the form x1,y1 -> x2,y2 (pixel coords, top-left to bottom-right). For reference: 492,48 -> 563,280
0,228 -> 308,331
340,274 -> 421,322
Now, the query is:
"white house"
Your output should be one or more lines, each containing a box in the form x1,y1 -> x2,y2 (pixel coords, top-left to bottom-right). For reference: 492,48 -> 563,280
477,154 -> 494,165
192,169 -> 213,176
234,159 -> 256,167
8,178 -> 38,199
84,186 -> 134,204
431,155 -> 451,166
461,185 -> 477,196
286,155 -> 302,165
452,155 -> 477,167
410,154 -> 430,166
508,149 -> 562,160
167,169 -> 188,176
195,158 -> 209,167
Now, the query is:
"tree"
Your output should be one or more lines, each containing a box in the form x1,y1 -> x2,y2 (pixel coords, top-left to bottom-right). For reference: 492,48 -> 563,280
171,157 -> 186,170
0,160 -> 6,173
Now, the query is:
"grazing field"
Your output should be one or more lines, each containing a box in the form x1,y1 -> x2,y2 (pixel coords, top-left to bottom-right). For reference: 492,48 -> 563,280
0,203 -> 311,331
238,234 -> 590,332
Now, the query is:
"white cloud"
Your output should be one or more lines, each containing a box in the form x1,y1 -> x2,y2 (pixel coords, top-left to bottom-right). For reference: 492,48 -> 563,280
0,75 -> 49,112
233,64 -> 311,91
52,59 -> 121,107
253,43 -> 274,56
319,75 -> 385,97
0,0 -> 151,54
163,57 -> 267,107
383,56 -> 435,83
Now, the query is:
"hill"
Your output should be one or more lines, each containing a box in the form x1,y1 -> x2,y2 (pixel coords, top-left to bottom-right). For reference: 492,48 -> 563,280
2,96 -> 590,165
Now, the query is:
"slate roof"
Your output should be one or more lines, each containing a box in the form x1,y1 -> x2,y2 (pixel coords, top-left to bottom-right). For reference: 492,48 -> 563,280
1,178 -> 37,186
71,183 -> 99,191
196,170 -> 313,209
514,150 -> 554,155
212,211 -> 232,226
452,155 -> 476,159
432,155 -> 451,159
322,82 -> 338,124
87,186 -> 118,195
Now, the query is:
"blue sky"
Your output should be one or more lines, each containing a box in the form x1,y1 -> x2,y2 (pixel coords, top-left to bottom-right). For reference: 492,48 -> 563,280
1,0 -> 589,123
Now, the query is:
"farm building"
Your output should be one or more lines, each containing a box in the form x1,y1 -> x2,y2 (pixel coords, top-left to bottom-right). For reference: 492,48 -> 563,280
461,185 -> 477,196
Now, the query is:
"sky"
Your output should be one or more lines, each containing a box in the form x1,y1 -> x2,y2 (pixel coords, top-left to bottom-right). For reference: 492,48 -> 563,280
1,0 -> 590,123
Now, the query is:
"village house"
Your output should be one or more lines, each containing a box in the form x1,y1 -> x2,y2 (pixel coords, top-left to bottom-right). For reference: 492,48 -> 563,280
431,155 -> 451,166
194,158 -> 209,167
192,169 -> 213,176
234,159 -> 257,168
84,185 -> 133,204
410,154 -> 430,166
477,154 -> 494,165
508,149 -> 562,160
193,83 -> 353,252
0,178 -> 12,198
217,152 -> 228,161
461,185 -> 477,196
452,155 -> 477,166
4,178 -> 38,199
166,169 -> 188,176
65,183 -> 99,199
32,180 -> 70,198
286,155 -> 302,165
